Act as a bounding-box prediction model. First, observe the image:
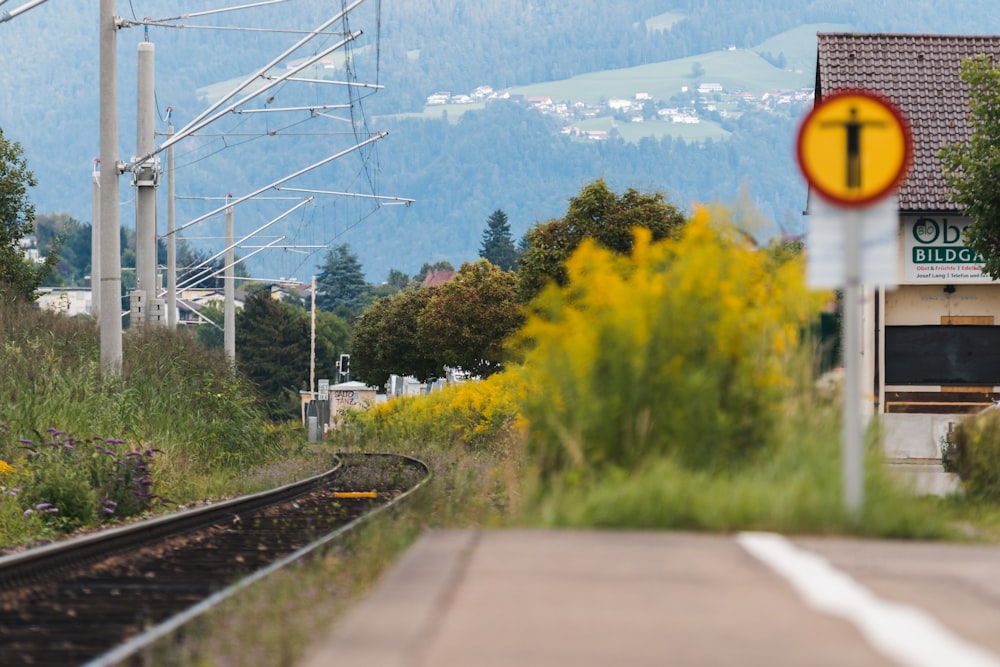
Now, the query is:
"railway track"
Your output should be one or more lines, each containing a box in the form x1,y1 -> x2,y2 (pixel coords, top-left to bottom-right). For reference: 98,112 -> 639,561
0,452 -> 430,667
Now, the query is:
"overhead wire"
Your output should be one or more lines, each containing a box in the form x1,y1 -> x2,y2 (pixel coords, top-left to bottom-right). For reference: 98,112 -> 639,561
132,0 -> 392,281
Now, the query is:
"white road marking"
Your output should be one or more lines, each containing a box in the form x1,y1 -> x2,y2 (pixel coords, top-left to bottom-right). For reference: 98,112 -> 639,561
737,532 -> 1000,667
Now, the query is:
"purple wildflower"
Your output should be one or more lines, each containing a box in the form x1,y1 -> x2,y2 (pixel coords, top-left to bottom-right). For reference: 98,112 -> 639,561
35,502 -> 53,510
23,509 -> 32,516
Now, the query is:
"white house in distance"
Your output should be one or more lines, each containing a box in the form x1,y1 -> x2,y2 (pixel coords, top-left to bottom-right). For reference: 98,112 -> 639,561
812,33 -> 1000,460
36,287 -> 93,317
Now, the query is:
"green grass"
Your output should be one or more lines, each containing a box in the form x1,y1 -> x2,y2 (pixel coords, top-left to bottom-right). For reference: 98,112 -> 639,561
524,401 -> 958,539
0,304 -> 312,545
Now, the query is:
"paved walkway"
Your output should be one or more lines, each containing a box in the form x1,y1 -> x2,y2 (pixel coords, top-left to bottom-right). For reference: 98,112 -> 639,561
298,529 -> 1000,667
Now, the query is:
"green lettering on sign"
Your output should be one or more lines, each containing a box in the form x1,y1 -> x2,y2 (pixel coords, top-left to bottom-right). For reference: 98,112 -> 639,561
912,247 -> 986,263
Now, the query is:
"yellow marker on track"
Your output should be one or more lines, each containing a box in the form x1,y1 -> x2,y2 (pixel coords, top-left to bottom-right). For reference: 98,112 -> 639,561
332,491 -> 378,499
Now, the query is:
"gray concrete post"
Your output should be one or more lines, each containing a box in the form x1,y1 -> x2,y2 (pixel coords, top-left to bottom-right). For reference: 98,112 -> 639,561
135,41 -> 157,317
166,115 -> 176,328
91,162 -> 100,320
99,0 -> 122,372
224,202 -> 235,361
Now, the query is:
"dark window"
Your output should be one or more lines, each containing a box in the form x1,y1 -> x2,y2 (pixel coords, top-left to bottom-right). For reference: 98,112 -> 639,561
885,325 -> 1000,385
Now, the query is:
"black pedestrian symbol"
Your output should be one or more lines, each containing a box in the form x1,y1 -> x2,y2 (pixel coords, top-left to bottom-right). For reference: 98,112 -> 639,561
821,107 -> 886,190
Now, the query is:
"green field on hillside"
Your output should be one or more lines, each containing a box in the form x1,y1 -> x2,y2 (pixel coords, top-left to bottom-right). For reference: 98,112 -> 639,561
390,102 -> 487,123
509,46 -> 811,105
201,23 -> 829,143
754,22 -> 850,74
507,22 -> 840,104
572,116 -> 731,143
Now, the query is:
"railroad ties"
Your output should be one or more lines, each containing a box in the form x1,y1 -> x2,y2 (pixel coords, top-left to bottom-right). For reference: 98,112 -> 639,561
0,453 -> 429,667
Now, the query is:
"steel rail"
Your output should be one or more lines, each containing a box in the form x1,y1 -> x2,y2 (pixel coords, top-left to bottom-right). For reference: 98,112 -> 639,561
84,452 -> 431,667
0,454 -> 345,590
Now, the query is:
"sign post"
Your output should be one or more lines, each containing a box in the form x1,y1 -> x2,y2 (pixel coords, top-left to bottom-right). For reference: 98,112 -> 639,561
796,88 -> 913,518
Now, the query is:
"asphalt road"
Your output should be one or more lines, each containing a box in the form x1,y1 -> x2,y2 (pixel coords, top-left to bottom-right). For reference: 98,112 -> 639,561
300,529 -> 1000,667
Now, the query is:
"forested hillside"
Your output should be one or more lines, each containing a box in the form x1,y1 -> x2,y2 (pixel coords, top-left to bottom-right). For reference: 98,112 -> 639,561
2,0 -> 999,281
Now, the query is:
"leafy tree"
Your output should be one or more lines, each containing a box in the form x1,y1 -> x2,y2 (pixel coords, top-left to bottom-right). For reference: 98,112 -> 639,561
517,179 -> 687,301
368,268 -> 413,300
417,260 -> 523,377
350,287 -> 443,388
479,209 -> 519,270
232,287 -> 348,406
940,54 -> 1000,279
0,128 -> 57,303
316,243 -> 368,318
35,213 -> 92,286
195,302 -> 225,349
236,291 -> 311,420
314,308 -> 351,382
387,268 -> 412,289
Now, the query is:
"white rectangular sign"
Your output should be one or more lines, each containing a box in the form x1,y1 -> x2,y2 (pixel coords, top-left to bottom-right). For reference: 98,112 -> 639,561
806,195 -> 900,288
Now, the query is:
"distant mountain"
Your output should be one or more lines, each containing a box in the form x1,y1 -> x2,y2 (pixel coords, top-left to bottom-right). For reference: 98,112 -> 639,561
1,1 -> 999,282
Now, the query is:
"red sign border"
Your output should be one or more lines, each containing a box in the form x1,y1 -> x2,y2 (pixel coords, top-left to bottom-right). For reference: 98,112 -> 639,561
796,88 -> 914,209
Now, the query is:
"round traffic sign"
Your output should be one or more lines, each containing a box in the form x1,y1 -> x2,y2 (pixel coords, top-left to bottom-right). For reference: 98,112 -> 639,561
796,88 -> 913,208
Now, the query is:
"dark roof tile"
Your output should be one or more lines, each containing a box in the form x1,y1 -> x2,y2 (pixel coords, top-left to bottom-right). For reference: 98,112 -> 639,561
817,32 -> 1000,212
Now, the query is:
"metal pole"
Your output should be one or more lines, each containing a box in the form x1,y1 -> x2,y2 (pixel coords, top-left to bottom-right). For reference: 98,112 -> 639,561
166,110 -> 176,328
91,160 -> 100,321
99,0 -> 122,373
224,200 -> 235,361
843,209 -> 864,517
310,275 -> 316,396
135,40 -> 157,317
0,0 -> 50,22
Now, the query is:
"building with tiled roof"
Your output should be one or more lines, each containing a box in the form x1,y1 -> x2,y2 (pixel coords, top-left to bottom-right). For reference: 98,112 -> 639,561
421,268 -> 458,288
816,33 -> 1000,213
812,33 -> 1000,461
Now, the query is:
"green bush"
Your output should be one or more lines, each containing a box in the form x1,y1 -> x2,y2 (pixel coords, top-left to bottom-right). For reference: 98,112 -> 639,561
513,210 -> 826,482
12,429 -> 163,533
949,408 -> 1000,501
0,303 -> 286,489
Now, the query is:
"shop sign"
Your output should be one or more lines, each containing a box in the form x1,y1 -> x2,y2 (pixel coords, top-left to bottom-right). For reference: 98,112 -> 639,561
903,216 -> 988,283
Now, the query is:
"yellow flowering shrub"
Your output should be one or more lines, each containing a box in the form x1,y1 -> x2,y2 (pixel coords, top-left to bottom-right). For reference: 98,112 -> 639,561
514,206 -> 827,479
339,371 -> 525,452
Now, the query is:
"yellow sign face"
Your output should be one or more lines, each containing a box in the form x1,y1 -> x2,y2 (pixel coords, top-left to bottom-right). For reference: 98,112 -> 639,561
797,89 -> 913,208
